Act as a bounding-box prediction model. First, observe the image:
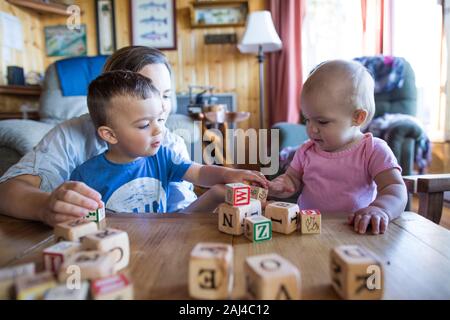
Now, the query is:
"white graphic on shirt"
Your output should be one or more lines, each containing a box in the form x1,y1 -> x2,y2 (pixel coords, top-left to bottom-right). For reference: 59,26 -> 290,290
106,177 -> 166,213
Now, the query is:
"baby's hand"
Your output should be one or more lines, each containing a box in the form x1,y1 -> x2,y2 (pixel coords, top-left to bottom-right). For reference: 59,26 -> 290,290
224,169 -> 268,189
348,206 -> 389,235
268,174 -> 296,198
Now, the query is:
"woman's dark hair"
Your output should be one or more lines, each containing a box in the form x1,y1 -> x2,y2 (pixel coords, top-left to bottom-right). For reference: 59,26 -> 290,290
103,46 -> 172,75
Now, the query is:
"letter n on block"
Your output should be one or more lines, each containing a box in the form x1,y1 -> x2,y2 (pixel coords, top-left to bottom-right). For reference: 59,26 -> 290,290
189,242 -> 233,299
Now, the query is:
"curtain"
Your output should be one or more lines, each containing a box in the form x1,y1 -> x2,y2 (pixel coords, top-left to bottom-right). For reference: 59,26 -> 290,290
268,0 -> 305,127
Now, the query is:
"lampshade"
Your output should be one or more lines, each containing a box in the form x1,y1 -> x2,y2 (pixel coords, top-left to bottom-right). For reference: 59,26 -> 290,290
238,11 -> 282,53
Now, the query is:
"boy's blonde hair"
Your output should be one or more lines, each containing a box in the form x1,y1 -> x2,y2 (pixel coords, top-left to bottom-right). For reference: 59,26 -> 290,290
303,60 -> 375,125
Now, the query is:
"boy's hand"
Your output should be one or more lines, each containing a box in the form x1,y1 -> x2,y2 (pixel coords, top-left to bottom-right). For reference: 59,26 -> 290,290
348,206 -> 389,235
40,181 -> 103,226
223,169 -> 268,189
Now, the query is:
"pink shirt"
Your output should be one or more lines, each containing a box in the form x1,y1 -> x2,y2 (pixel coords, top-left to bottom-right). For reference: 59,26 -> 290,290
290,133 -> 401,213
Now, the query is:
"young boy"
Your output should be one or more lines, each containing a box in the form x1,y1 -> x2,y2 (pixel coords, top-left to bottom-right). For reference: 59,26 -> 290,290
268,60 -> 407,235
70,71 -> 267,213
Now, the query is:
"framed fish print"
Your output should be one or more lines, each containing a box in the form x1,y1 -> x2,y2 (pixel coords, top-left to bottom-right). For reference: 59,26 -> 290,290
130,0 -> 177,50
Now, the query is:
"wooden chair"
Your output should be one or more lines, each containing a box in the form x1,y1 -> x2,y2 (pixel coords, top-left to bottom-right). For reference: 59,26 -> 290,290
403,174 -> 450,224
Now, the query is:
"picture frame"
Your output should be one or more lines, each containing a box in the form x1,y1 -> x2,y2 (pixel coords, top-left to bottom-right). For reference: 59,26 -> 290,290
96,0 -> 116,55
190,0 -> 249,28
44,24 -> 87,57
130,0 -> 177,50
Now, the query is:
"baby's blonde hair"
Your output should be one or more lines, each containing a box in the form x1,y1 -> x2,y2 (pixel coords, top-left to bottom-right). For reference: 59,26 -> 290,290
303,60 -> 375,125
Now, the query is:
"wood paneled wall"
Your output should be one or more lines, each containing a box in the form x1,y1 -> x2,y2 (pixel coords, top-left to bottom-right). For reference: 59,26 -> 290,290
1,0 -> 267,129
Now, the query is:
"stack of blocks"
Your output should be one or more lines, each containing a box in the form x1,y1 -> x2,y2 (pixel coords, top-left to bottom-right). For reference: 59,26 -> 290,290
4,207 -> 134,300
218,183 -> 272,242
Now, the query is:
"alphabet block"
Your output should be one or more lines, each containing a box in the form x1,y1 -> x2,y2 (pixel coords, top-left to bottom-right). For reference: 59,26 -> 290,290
85,203 -> 105,222
189,242 -> 233,300
300,210 -> 321,234
44,281 -> 89,300
244,216 -> 272,242
54,219 -> 98,242
81,228 -> 130,272
250,185 -> 268,202
218,199 -> 262,235
330,245 -> 383,300
264,202 -> 299,234
43,241 -> 81,273
58,250 -> 115,282
244,253 -> 301,300
225,183 -> 250,206
91,274 -> 134,300
0,263 -> 35,300
15,271 -> 57,300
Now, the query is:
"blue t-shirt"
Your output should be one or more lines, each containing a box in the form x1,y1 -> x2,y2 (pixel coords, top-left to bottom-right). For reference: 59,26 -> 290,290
70,146 -> 192,213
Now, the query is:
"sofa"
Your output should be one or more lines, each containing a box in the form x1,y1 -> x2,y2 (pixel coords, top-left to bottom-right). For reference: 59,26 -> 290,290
0,57 -> 199,177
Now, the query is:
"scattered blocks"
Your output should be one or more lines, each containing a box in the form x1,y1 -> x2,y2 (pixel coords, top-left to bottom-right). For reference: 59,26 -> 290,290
218,199 -> 262,235
245,253 -> 301,300
43,241 -> 81,273
189,242 -> 233,300
300,210 -> 321,234
54,219 -> 98,242
250,185 -> 268,203
44,281 -> 89,300
81,228 -> 130,272
15,271 -> 57,300
91,274 -> 133,300
58,250 -> 115,282
264,202 -> 299,234
225,183 -> 250,206
244,216 -> 272,242
330,245 -> 383,300
0,263 -> 35,300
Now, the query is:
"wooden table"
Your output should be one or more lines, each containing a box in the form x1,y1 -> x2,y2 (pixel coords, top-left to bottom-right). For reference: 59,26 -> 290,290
1,211 -> 450,299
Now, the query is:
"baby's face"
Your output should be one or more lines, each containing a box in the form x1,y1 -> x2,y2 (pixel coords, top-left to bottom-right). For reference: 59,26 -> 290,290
108,95 -> 165,158
301,89 -> 358,153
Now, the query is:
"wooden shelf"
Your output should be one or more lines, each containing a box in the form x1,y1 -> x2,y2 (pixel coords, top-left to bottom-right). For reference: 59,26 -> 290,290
0,111 -> 40,121
0,85 -> 42,97
6,0 -> 71,16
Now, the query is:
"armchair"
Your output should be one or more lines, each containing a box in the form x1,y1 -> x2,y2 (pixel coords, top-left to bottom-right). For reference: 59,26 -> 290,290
0,57 -> 198,177
272,58 -> 424,176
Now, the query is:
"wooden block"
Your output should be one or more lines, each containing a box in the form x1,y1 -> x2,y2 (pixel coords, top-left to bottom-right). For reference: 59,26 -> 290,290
15,271 -> 57,300
300,209 -> 321,234
0,263 -> 35,300
54,219 -> 98,242
225,183 -> 250,206
44,281 -> 89,300
264,202 -> 299,234
330,245 -> 383,300
85,203 -> 106,222
244,215 -> 272,242
81,228 -> 130,272
250,185 -> 268,202
58,250 -> 115,283
91,274 -> 134,300
43,241 -> 81,273
244,253 -> 301,300
189,242 -> 233,300
218,199 -> 262,235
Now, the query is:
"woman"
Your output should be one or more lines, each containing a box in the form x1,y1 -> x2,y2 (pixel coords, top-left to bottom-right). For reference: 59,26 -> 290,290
0,46 -> 197,226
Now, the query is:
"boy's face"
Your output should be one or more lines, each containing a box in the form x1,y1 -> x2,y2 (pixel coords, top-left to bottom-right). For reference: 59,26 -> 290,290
106,95 -> 165,159
301,86 -> 359,153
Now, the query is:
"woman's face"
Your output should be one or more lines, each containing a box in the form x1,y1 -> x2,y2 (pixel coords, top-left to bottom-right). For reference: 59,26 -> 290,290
138,64 -> 172,119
